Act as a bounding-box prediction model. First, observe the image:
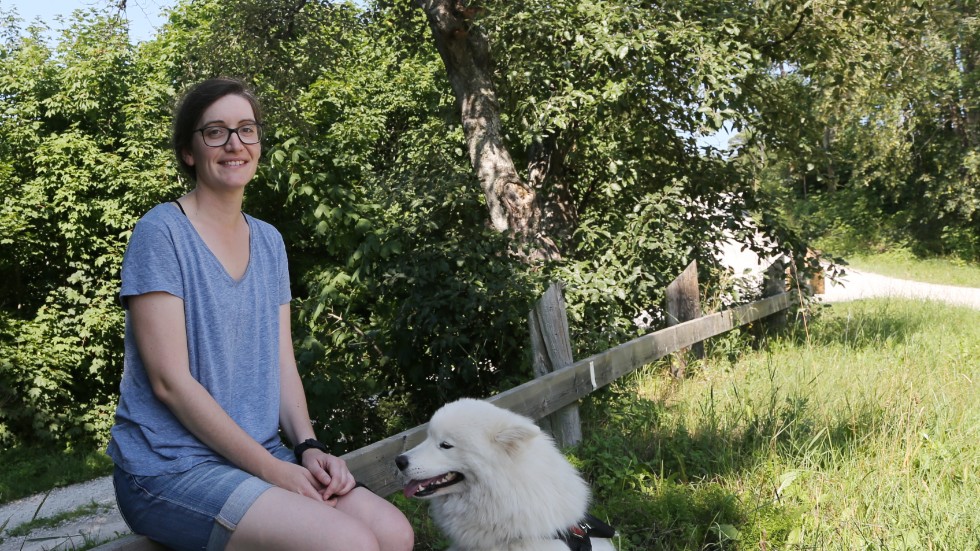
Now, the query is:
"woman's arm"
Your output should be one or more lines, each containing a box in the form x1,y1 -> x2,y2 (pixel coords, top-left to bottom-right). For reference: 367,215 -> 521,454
277,304 -> 356,502
128,291 -> 325,501
277,304 -> 317,445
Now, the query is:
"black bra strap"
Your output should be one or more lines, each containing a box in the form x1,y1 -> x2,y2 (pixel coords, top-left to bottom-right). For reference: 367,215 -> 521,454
173,199 -> 247,222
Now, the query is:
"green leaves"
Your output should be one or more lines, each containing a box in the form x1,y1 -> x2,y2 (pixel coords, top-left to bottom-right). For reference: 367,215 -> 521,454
0,3 -> 175,448
744,0 -> 980,261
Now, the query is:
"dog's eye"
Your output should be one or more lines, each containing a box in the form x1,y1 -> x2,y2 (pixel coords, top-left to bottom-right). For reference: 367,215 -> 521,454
439,441 -> 454,450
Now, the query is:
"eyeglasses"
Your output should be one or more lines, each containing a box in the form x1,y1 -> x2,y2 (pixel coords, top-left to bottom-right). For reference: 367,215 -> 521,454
195,124 -> 263,147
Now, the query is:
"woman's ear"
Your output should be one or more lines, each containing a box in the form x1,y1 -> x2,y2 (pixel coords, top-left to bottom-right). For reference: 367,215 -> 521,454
181,147 -> 195,168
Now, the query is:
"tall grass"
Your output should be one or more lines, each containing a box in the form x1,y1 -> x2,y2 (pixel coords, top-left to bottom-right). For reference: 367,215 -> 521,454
573,298 -> 980,550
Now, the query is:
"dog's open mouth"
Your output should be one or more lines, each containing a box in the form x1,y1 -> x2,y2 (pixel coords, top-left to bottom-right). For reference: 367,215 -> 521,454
403,471 -> 465,498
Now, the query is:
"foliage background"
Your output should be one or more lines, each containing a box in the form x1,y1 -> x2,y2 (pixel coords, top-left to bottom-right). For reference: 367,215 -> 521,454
0,0 -> 977,454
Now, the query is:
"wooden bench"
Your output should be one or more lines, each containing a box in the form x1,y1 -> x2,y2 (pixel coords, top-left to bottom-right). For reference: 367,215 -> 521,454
91,534 -> 169,551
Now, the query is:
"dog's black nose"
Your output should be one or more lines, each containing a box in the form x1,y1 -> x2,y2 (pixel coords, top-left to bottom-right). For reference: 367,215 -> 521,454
395,454 -> 409,471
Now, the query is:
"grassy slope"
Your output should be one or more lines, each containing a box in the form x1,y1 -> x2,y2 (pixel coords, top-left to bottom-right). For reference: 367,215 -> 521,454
570,299 -> 980,550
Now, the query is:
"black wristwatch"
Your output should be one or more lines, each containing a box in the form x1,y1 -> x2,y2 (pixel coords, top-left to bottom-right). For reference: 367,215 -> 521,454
293,438 -> 329,462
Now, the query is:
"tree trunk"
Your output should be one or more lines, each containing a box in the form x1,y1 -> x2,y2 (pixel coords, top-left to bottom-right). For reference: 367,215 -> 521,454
415,0 -> 559,261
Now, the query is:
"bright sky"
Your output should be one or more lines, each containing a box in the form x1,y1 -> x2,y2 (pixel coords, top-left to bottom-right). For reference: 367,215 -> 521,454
2,0 -> 175,43
2,0 -> 736,150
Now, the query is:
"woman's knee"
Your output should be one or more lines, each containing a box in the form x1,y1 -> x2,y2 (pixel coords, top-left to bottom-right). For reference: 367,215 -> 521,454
377,510 -> 414,551
337,488 -> 414,551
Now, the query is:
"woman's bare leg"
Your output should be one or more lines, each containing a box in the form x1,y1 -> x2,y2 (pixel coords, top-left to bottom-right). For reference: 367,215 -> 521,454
228,487 -> 382,551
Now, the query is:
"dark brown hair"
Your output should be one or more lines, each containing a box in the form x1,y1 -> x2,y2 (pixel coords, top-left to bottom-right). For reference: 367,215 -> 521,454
172,77 -> 263,181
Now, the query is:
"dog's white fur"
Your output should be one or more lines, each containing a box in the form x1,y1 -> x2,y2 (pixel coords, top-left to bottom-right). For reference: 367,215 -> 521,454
396,398 -> 614,551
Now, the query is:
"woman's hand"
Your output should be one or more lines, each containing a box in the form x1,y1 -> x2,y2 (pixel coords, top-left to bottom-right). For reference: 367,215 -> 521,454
264,459 -> 326,502
300,450 -> 357,505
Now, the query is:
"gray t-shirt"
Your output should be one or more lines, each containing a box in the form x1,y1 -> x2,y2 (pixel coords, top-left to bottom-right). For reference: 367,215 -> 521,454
107,203 -> 291,476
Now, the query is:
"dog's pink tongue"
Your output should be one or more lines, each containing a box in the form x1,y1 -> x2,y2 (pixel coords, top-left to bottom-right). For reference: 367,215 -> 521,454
403,480 -> 424,498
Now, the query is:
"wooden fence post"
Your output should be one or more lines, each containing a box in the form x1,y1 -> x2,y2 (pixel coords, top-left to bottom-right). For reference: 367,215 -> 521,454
665,260 -> 703,378
528,282 -> 582,447
762,256 -> 789,330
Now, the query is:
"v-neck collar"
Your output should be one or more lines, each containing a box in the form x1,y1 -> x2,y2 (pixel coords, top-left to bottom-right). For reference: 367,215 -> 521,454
172,201 -> 252,284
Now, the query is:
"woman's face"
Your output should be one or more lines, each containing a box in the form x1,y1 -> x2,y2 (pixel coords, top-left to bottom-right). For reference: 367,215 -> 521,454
182,94 -> 261,191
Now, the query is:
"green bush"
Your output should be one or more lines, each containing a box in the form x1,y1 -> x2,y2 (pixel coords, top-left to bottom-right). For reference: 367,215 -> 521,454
0,7 -> 178,447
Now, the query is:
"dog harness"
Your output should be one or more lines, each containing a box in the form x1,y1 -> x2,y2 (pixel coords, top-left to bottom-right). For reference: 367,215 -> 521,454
557,514 -> 615,550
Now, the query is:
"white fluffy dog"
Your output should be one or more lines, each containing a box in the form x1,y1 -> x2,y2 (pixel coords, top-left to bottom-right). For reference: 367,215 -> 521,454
395,398 -> 615,551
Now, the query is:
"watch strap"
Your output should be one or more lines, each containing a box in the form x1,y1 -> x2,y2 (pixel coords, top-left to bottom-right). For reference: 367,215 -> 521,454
294,438 -> 328,462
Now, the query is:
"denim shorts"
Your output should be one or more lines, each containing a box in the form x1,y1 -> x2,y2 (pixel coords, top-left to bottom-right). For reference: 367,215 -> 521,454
113,444 -> 295,551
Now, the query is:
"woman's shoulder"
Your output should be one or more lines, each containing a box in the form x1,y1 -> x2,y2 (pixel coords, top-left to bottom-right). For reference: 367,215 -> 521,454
137,202 -> 183,227
126,203 -> 189,249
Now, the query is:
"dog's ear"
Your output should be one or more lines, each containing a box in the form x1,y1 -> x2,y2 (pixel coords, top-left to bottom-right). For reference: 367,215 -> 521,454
493,423 -> 539,455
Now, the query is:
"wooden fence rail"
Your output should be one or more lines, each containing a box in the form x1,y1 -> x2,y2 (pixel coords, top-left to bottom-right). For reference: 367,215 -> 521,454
92,262 -> 794,551
344,288 -> 792,497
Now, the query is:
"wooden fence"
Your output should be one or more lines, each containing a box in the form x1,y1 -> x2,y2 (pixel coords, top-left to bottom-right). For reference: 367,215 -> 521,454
93,260 -> 795,551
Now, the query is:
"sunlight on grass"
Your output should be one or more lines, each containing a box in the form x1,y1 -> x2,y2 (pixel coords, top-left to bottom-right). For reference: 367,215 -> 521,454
578,298 -> 980,549
845,249 -> 980,288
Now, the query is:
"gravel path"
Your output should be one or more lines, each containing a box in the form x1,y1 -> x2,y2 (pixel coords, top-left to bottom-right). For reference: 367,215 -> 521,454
0,476 -> 127,551
716,239 -> 980,311
820,267 -> 980,309
2,255 -> 977,550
